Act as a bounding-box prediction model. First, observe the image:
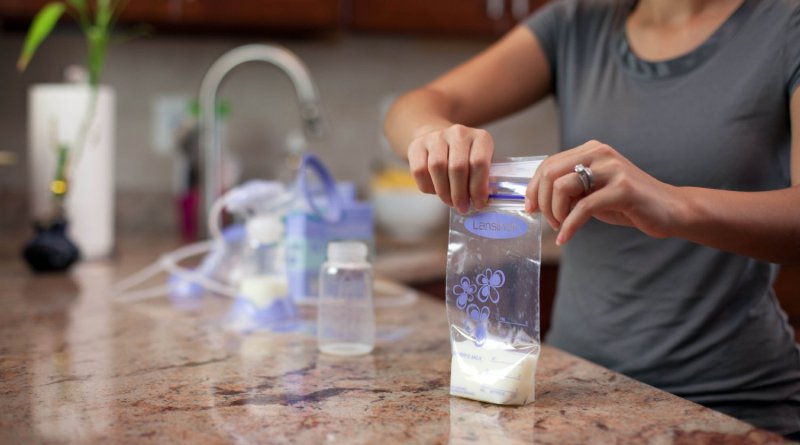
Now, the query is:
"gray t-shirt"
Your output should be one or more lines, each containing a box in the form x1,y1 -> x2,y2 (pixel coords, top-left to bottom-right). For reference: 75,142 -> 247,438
526,0 -> 800,434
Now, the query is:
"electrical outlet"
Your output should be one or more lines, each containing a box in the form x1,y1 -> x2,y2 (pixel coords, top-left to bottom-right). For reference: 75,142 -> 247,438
151,94 -> 190,155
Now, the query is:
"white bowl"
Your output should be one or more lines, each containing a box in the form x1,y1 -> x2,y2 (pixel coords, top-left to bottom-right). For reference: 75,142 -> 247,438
372,188 -> 448,242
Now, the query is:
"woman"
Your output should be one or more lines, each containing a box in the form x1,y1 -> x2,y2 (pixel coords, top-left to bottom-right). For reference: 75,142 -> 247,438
384,0 -> 800,436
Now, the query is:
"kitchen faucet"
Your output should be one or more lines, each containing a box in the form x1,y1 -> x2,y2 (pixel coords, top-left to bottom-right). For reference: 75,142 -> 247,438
198,44 -> 325,231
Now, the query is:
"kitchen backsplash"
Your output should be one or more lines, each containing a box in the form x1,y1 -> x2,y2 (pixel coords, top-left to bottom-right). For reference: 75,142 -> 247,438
0,32 -> 558,232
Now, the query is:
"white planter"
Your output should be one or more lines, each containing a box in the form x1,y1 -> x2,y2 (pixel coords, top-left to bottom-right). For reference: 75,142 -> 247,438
28,84 -> 115,259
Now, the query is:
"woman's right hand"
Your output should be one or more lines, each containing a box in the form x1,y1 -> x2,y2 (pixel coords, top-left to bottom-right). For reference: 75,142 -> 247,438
407,124 -> 495,213
386,27 -> 551,212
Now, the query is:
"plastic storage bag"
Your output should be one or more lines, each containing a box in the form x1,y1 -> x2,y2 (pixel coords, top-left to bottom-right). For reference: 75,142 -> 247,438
446,156 -> 544,405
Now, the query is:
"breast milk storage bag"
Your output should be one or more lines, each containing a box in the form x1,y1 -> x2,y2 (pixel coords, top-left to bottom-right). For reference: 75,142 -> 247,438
447,156 -> 544,405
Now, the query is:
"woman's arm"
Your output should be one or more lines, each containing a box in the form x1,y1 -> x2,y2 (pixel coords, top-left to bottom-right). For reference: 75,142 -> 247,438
528,90 -> 800,265
670,90 -> 800,263
384,26 -> 553,213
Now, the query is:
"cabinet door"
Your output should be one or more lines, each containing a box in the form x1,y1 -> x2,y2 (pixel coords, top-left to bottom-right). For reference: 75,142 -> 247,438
509,0 -> 550,21
774,265 -> 800,341
0,0 -> 340,32
0,0 -> 169,23
113,1 -> 173,24
350,0 -> 549,37
177,0 -> 340,31
0,0 -> 52,18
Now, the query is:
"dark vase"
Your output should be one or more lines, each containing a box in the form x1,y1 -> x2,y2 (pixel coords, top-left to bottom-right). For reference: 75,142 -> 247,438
22,219 -> 81,272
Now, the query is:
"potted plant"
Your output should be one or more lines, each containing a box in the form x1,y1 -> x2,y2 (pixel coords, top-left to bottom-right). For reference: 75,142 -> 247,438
18,0 -> 134,270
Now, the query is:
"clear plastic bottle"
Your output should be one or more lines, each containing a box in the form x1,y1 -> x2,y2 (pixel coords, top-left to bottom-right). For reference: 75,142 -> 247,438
227,214 -> 294,331
318,241 -> 375,356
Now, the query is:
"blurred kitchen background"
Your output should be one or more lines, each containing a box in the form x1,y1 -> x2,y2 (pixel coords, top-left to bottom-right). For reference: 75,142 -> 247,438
0,0 -> 559,236
2,0 -> 798,340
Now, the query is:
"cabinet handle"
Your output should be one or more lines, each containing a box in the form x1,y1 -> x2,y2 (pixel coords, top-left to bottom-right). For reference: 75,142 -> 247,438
512,0 -> 529,20
486,0 -> 504,20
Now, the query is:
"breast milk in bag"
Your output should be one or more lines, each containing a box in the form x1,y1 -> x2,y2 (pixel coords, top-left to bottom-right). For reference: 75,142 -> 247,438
446,156 -> 544,405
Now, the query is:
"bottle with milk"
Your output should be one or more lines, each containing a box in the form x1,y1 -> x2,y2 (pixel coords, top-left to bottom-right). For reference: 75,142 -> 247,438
226,214 -> 295,332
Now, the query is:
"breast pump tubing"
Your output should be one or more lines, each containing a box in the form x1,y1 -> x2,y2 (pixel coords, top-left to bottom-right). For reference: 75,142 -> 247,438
112,153 -> 341,303
111,192 -> 244,303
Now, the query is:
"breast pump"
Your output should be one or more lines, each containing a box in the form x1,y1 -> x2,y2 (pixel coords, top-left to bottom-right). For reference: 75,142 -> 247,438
112,154 -> 342,325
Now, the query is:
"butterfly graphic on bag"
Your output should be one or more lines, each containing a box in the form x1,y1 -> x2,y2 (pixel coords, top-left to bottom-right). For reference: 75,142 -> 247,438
453,268 -> 506,346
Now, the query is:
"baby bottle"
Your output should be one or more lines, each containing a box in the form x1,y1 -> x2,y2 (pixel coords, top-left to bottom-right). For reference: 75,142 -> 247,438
227,214 -> 295,331
318,241 -> 375,356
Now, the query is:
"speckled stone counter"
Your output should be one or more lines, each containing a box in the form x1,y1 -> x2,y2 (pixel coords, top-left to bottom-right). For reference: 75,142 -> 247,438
0,239 -> 790,444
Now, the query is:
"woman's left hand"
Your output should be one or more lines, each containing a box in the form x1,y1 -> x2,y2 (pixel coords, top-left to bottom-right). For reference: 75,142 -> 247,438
525,140 -> 684,245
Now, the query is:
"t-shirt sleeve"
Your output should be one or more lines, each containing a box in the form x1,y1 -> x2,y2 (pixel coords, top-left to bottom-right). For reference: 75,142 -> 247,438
524,0 -> 577,73
787,5 -> 800,97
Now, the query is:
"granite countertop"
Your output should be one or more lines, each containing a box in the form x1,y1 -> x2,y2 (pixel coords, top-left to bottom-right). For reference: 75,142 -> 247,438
0,238 -> 789,444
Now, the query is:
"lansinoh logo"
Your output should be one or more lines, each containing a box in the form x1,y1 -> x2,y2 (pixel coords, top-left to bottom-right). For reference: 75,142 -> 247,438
464,213 -> 527,240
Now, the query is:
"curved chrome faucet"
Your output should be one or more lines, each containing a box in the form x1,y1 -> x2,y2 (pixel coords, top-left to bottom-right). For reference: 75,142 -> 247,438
198,44 -> 325,229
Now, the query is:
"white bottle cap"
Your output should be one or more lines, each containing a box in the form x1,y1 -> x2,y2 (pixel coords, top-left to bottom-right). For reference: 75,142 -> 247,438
246,215 -> 284,244
327,241 -> 368,263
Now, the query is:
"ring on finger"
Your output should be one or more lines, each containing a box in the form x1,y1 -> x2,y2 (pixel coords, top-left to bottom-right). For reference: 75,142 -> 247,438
573,163 -> 594,195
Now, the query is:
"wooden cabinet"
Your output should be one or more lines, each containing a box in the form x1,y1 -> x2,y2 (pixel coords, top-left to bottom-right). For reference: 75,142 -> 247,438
349,0 -> 549,37
774,265 -> 800,341
176,0 -> 340,30
0,0 -> 547,36
0,0 -> 46,20
0,0 -> 341,33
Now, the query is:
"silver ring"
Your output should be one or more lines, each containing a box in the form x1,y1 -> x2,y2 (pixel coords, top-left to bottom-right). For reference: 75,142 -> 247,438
574,163 -> 593,195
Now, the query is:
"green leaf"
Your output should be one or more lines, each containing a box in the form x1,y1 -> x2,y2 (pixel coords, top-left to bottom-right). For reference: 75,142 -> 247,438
54,143 -> 69,183
86,26 -> 108,86
108,0 -> 129,31
17,2 -> 67,71
96,0 -> 112,30
66,0 -> 90,30
66,0 -> 86,13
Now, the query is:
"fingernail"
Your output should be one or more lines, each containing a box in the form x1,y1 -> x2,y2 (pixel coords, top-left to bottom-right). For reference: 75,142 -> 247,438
556,235 -> 563,246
